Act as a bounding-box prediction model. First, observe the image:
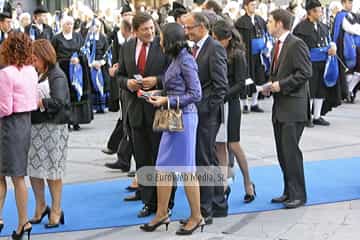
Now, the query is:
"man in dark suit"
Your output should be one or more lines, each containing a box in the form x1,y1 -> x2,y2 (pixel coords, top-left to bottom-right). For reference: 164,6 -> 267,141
0,1 -> 13,45
24,5 -> 54,41
264,9 -> 312,209
183,12 -> 228,224
114,12 -> 174,217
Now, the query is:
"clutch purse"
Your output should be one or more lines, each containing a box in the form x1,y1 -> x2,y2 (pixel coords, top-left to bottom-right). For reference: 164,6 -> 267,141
153,96 -> 184,132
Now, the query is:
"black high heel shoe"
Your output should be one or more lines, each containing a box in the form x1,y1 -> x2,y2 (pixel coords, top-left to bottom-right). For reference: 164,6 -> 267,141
0,219 -> 3,232
244,183 -> 256,203
29,206 -> 50,224
140,215 -> 170,232
45,211 -> 65,228
176,218 -> 205,235
11,221 -> 32,240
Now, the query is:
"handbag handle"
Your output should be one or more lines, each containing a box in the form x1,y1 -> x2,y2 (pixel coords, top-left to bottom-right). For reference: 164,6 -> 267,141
167,96 -> 180,110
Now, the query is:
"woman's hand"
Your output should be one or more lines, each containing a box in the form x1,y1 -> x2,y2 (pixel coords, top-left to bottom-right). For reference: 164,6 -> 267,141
147,96 -> 168,107
70,57 -> 80,65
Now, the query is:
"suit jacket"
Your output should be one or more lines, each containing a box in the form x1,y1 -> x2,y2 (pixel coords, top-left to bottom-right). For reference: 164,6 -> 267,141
117,37 -> 168,129
195,36 -> 228,118
271,33 -> 312,123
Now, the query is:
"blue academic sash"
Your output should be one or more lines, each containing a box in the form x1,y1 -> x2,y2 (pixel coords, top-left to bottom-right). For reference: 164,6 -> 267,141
69,52 -> 84,101
310,47 -> 329,62
323,56 -> 339,87
343,32 -> 357,69
251,37 -> 266,55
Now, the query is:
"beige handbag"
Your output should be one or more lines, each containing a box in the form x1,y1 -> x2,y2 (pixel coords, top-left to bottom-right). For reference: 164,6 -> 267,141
153,96 -> 184,132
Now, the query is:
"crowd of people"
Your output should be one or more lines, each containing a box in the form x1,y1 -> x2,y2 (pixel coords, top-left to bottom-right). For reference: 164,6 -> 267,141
0,0 -> 359,238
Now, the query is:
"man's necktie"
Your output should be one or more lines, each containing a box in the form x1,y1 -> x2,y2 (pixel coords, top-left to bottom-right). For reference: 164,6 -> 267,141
192,45 -> 199,58
137,43 -> 147,75
272,40 -> 281,73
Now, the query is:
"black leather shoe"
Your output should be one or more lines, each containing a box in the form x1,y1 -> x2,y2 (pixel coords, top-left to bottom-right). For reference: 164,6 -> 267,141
271,195 -> 288,203
124,194 -> 141,202
29,206 -> 50,224
284,199 -> 305,209
313,117 -> 330,126
137,205 -> 155,218
101,148 -> 116,155
73,124 -> 81,131
250,105 -> 264,113
105,162 -> 128,171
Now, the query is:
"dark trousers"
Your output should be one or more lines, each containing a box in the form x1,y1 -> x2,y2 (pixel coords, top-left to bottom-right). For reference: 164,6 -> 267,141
107,118 -> 132,171
196,108 -> 228,217
107,118 -> 123,152
131,127 -> 176,211
273,121 -> 307,201
116,136 -> 132,171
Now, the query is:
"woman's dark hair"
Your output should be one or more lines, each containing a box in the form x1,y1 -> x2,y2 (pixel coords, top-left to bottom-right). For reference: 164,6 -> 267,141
161,23 -> 190,58
212,20 -> 245,61
132,12 -> 153,31
0,32 -> 32,67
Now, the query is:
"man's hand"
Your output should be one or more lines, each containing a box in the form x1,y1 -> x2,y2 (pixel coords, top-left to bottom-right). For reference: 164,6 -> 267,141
271,81 -> 281,93
109,63 -> 119,77
142,76 -> 157,90
328,42 -> 337,56
127,79 -> 141,92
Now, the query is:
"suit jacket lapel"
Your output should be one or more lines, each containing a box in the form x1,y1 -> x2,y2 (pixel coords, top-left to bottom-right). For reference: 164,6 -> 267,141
196,36 -> 211,62
130,39 -> 137,73
274,34 -> 292,74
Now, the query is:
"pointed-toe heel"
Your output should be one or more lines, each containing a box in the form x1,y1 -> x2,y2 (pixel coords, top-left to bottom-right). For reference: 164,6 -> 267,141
140,216 -> 170,232
11,221 -> 32,240
176,218 -> 205,235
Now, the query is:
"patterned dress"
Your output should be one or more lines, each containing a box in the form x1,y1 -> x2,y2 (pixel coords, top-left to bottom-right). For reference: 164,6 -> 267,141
28,124 -> 69,180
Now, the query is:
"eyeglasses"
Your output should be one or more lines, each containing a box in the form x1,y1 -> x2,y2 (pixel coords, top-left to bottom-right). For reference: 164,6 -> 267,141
183,24 -> 200,30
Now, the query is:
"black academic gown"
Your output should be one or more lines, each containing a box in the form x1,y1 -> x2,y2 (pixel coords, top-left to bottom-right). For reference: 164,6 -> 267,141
24,22 -> 54,41
235,14 -> 267,95
52,32 -> 93,124
294,19 -> 342,115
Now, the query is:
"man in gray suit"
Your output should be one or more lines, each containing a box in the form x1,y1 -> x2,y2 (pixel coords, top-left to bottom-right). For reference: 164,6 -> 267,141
183,12 -> 228,223
264,9 -> 312,209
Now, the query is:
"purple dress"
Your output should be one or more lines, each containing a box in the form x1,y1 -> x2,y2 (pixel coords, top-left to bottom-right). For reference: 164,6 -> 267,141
156,49 -> 202,173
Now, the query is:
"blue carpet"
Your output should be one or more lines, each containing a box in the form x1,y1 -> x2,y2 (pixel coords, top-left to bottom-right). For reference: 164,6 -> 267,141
1,157 -> 360,236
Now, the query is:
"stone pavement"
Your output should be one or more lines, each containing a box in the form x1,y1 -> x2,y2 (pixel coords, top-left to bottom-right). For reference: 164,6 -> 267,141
2,98 -> 360,240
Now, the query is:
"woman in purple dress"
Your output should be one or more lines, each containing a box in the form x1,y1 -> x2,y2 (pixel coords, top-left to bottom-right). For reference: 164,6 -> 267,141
140,23 -> 204,235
